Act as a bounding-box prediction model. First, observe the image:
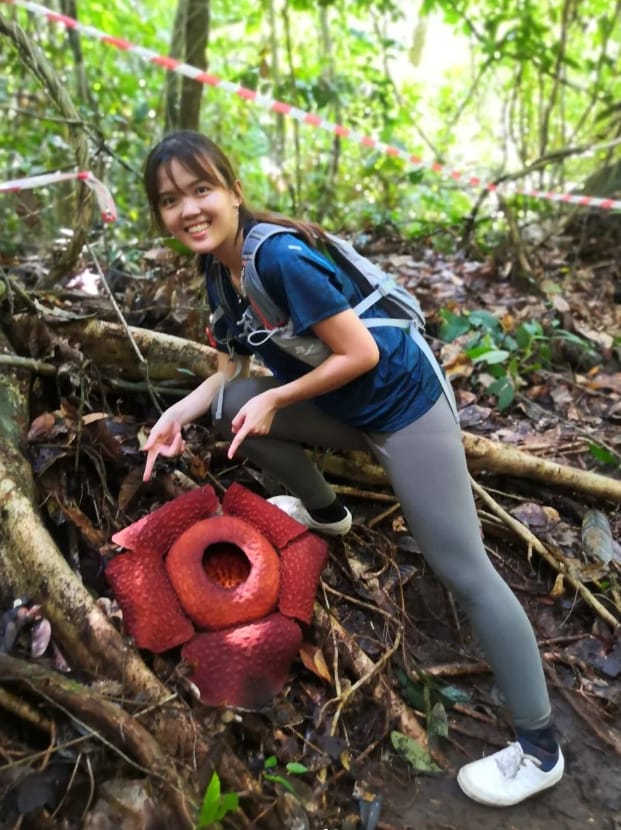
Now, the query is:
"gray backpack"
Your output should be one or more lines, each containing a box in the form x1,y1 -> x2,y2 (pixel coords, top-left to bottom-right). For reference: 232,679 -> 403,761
219,222 -> 458,420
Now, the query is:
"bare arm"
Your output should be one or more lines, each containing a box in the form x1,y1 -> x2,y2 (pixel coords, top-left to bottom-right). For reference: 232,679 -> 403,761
143,351 -> 250,480
228,309 -> 378,457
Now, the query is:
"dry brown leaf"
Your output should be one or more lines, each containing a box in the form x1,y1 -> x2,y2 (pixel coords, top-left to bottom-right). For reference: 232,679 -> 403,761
27,412 -> 56,441
82,412 -> 109,425
299,642 -> 333,684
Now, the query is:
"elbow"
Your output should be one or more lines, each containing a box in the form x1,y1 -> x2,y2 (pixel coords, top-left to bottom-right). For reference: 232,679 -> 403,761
362,341 -> 380,373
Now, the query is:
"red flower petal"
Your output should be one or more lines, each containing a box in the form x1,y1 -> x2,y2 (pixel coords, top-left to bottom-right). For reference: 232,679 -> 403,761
111,484 -> 220,556
182,613 -> 302,708
279,532 -> 329,624
222,483 -> 307,548
166,516 -> 281,629
106,552 -> 194,652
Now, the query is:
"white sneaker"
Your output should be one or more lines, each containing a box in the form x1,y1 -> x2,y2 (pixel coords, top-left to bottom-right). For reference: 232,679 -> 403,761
457,742 -> 564,806
267,495 -> 352,536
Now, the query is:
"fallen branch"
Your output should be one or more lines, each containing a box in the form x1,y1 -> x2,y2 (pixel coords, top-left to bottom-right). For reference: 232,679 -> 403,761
10,313 -> 621,502
471,477 -> 620,628
462,432 -> 621,503
8,314 -> 270,382
310,438 -> 621,504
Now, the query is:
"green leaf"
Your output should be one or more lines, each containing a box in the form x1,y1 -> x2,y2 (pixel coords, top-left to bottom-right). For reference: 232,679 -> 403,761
263,773 -> 298,795
428,702 -> 449,737
197,772 -> 221,827
285,762 -> 309,775
438,684 -> 471,705
216,792 -> 239,820
196,771 -> 239,827
263,755 -> 278,769
588,444 -> 620,467
471,349 -> 511,365
439,310 -> 471,342
468,310 -> 502,333
488,376 -> 515,411
390,730 -> 442,772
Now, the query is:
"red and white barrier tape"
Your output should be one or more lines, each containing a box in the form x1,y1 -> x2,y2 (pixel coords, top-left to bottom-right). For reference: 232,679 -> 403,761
3,0 -> 621,213
0,170 -> 117,222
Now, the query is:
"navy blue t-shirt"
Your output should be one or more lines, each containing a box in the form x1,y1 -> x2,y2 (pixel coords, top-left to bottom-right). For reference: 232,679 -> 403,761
206,231 -> 441,432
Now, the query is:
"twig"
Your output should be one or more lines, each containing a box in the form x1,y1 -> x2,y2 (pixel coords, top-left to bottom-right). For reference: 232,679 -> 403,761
313,602 -> 429,748
470,476 -> 621,629
332,483 -> 397,503
543,657 -> 621,754
0,353 -> 57,375
420,660 -> 490,679
368,501 -> 401,529
327,626 -> 402,734
321,581 -> 398,621
87,244 -> 163,415
0,654 -> 196,827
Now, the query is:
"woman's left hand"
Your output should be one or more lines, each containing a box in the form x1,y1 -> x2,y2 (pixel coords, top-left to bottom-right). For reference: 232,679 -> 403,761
227,309 -> 379,459
228,390 -> 279,459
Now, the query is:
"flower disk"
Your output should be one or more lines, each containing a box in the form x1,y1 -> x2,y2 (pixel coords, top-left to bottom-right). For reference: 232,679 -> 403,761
165,515 -> 281,629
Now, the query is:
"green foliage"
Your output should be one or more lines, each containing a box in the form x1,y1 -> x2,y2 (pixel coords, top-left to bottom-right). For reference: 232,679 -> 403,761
390,730 -> 441,772
0,0 -> 620,254
262,755 -> 309,796
439,308 -> 600,411
195,771 -> 239,829
588,444 -> 620,468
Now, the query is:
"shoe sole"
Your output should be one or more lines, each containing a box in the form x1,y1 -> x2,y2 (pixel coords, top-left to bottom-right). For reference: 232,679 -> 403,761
304,510 -> 352,536
267,496 -> 352,536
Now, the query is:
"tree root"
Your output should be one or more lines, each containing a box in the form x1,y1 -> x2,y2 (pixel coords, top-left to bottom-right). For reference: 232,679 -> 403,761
0,653 -> 197,828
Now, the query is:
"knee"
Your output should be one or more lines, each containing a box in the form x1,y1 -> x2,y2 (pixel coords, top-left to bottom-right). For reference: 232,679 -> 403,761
211,377 -> 274,435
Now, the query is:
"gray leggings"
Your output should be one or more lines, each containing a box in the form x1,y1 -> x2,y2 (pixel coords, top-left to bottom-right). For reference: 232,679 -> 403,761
213,376 -> 551,730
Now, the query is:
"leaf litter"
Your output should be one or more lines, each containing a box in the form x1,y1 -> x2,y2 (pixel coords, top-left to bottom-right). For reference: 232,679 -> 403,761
0,212 -> 620,830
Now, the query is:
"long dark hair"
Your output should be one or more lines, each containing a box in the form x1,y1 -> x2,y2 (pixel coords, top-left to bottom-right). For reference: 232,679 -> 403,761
143,131 -> 328,252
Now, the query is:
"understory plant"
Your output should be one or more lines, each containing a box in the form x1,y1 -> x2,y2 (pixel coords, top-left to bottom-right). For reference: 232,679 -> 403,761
195,771 -> 239,829
439,308 -> 600,410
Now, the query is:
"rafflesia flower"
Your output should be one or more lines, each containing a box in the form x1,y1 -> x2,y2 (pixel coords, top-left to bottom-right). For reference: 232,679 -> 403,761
107,483 -> 328,708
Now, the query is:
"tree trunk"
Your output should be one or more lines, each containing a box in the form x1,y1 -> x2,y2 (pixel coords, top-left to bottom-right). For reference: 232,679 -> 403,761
165,0 -> 210,131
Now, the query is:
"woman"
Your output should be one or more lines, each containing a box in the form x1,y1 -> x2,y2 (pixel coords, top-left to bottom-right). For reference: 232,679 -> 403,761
141,130 -> 564,806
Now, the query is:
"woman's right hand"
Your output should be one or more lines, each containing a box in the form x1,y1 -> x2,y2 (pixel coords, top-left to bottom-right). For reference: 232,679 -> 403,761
142,414 -> 187,481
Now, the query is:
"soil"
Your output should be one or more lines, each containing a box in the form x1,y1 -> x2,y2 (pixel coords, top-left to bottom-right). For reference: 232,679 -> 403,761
389,701 -> 621,830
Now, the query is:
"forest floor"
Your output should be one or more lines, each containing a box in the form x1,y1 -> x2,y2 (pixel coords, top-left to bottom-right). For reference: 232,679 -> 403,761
1,210 -> 621,830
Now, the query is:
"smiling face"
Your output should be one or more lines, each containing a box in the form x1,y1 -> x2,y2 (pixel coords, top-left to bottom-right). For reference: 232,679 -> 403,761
156,157 -> 242,261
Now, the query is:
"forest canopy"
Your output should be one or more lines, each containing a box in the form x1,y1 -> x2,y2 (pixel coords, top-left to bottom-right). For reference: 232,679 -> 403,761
0,0 -> 619,256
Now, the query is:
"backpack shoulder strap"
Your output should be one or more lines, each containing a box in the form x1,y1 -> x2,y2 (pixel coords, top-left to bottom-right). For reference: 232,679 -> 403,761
241,222 -> 300,328
242,222 -> 294,274
323,234 -> 457,421
322,233 -> 426,329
